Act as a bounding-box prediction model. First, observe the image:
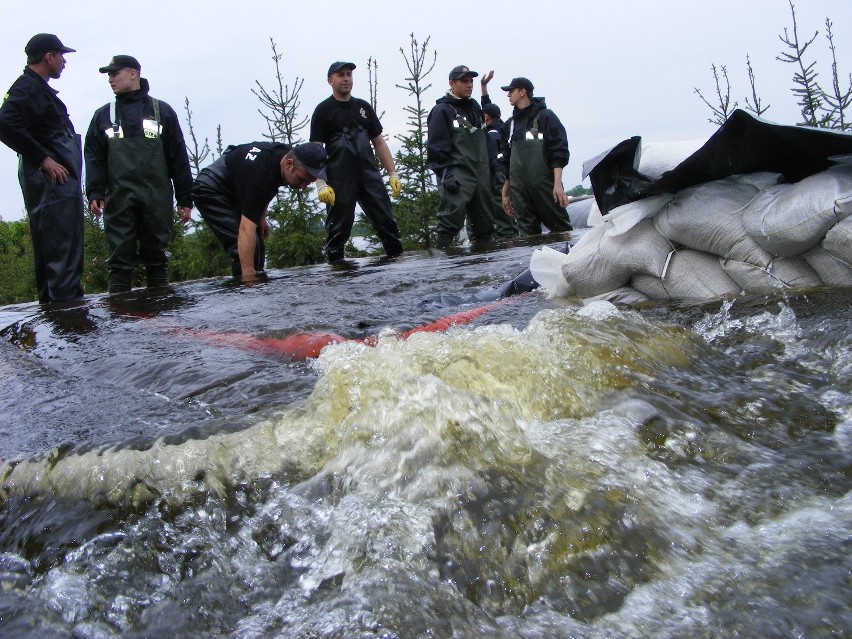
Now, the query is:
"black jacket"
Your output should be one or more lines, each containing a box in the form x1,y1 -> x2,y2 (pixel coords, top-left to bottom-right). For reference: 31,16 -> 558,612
85,78 -> 193,207
499,96 -> 570,173
426,92 -> 488,175
0,67 -> 78,167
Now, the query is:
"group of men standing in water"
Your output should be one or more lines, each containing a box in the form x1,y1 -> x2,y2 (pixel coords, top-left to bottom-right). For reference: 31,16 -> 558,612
426,65 -> 573,248
0,33 -> 572,302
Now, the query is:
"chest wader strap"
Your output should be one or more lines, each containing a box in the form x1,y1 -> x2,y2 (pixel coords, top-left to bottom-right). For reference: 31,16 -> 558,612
508,115 -> 540,146
451,106 -> 480,133
109,98 -> 161,133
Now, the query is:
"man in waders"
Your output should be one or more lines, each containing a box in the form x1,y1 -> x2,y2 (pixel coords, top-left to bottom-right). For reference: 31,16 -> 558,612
192,142 -> 328,281
310,61 -> 404,263
426,65 -> 494,249
84,55 -> 193,294
0,34 -> 84,304
499,77 -> 572,236
479,71 -> 518,239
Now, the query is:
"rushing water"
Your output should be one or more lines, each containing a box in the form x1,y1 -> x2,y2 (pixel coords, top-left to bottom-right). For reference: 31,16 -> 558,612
0,237 -> 849,639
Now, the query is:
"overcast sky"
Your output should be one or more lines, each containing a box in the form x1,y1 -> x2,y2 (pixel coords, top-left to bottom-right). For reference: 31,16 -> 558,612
0,0 -> 848,221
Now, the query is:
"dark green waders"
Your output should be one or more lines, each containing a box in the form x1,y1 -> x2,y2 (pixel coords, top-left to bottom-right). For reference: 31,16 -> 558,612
323,125 -> 403,262
18,129 -> 85,303
508,120 -> 572,236
485,177 -> 519,239
435,116 -> 494,248
103,101 -> 174,293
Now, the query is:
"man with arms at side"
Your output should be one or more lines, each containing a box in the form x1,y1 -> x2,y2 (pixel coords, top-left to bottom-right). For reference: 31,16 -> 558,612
192,142 -> 327,281
0,33 -> 84,303
310,61 -> 403,263
85,55 -> 194,293
426,65 -> 494,249
499,77 -> 572,236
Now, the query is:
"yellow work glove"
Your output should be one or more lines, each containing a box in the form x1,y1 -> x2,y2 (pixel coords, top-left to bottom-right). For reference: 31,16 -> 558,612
388,173 -> 402,199
316,179 -> 335,207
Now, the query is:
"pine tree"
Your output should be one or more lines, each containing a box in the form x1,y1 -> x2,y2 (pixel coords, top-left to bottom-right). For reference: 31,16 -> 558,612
252,38 -> 325,267
392,33 -> 439,249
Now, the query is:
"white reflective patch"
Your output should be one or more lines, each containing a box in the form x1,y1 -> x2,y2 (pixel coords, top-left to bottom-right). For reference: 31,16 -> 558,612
142,119 -> 161,139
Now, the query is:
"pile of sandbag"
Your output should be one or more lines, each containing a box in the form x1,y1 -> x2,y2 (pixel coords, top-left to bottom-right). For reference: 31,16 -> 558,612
531,164 -> 852,302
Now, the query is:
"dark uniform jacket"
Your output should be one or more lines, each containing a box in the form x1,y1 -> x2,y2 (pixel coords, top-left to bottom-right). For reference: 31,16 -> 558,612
499,96 -> 569,174
427,93 -> 495,176
84,78 -> 193,207
194,142 -> 290,225
0,67 -> 77,167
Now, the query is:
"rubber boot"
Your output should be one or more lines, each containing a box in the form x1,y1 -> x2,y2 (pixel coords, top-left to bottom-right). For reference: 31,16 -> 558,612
435,233 -> 454,249
108,269 -> 133,295
146,264 -> 169,288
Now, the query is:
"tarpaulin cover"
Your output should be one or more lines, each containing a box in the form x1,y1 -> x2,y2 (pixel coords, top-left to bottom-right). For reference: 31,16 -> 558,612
583,109 -> 852,215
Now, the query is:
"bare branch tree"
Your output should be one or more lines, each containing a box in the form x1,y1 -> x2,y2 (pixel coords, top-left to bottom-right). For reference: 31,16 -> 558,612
250,38 -> 324,266
393,33 -> 439,248
821,17 -> 851,130
777,0 -> 823,126
743,55 -> 771,117
183,97 -> 211,177
251,38 -> 308,145
367,56 -> 385,121
694,64 -> 738,125
215,125 -> 224,155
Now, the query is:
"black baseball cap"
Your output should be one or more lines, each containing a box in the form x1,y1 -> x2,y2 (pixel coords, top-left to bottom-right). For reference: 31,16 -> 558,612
482,103 -> 501,119
25,33 -> 75,57
501,77 -> 534,93
99,55 -> 141,73
327,61 -> 356,77
449,65 -> 478,81
293,143 -> 328,181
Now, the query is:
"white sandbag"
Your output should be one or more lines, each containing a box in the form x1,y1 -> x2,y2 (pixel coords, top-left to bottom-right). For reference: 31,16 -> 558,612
560,219 -> 674,298
804,246 -> 852,286
742,165 -> 852,257
732,171 -> 783,190
529,246 -> 572,299
630,273 -> 669,300
637,139 -> 705,179
722,256 -> 823,292
631,250 -> 741,300
586,199 -> 604,227
605,194 -> 673,236
583,286 -> 651,306
823,216 -> 852,263
654,176 -> 773,267
768,256 -> 824,287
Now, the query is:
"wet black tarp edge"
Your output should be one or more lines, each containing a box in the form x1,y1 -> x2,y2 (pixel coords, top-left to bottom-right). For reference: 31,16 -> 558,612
583,109 -> 852,215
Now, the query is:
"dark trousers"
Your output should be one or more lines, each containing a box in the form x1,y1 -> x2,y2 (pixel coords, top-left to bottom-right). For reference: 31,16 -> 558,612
193,185 -> 265,277
325,169 -> 403,262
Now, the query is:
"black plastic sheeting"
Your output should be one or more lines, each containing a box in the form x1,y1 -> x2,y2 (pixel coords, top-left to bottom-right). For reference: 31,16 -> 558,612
583,109 -> 852,216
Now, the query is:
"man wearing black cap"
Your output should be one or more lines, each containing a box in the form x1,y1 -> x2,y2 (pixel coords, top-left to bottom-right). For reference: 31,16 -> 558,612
479,71 -> 518,238
192,142 -> 327,280
499,77 -> 572,235
426,65 -> 495,248
84,55 -> 194,294
0,34 -> 84,303
309,61 -> 403,263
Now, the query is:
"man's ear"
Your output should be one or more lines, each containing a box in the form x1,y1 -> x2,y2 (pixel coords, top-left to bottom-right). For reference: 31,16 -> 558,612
281,156 -> 294,178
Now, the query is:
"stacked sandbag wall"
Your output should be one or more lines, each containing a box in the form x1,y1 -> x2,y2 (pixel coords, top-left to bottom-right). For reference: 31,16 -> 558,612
532,165 -> 852,302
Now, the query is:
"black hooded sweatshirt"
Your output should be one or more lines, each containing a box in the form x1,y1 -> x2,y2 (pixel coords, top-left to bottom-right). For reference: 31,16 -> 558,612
426,92 -> 493,175
85,78 -> 193,207
498,96 -> 570,174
